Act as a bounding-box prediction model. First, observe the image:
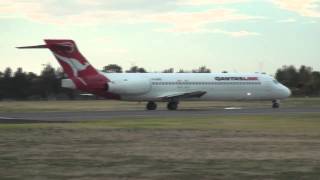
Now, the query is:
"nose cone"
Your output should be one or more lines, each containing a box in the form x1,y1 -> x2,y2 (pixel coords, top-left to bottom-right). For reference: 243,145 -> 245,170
280,85 -> 291,99
283,86 -> 291,98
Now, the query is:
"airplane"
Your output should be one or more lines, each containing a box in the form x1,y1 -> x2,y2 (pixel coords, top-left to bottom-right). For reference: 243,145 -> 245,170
17,39 -> 291,110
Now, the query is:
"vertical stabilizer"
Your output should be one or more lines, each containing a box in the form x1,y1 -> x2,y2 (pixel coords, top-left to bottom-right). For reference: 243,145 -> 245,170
44,39 -> 99,78
17,39 -> 120,99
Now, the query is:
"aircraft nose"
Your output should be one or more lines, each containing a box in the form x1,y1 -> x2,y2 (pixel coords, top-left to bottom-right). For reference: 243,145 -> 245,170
282,86 -> 291,98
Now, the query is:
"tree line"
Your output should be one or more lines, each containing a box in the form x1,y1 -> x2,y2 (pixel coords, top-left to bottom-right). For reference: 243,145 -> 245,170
0,65 -> 73,100
102,64 -> 211,73
0,64 -> 318,100
275,65 -> 320,96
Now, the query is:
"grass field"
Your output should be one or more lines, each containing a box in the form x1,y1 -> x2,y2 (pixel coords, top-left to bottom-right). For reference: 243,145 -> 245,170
1,113 -> 320,179
0,97 -> 319,112
0,98 -> 319,179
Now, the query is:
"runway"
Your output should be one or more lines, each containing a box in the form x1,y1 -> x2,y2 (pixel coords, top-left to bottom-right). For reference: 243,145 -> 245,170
0,107 -> 319,123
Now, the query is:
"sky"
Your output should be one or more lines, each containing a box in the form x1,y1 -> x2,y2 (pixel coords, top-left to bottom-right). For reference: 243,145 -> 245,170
0,0 -> 319,75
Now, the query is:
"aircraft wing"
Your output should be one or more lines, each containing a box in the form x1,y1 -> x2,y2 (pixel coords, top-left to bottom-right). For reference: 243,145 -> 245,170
159,91 -> 206,100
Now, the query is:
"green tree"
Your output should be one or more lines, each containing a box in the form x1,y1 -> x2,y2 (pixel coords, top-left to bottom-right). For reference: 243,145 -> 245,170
162,68 -> 174,73
39,64 -> 59,99
192,66 -> 211,73
25,72 -> 41,99
12,68 -> 29,99
275,65 -> 299,88
1,67 -> 13,99
308,71 -> 320,96
297,66 -> 312,95
126,66 -> 147,73
102,64 -> 123,73
0,70 -> 3,99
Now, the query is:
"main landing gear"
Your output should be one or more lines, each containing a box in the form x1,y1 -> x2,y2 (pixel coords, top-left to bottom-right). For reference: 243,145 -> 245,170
146,101 -> 179,111
272,100 -> 280,109
146,101 -> 157,110
167,101 -> 179,111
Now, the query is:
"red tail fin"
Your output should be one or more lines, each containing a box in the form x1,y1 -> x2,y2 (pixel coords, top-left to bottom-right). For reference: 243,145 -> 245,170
44,39 -> 99,78
17,39 -> 120,99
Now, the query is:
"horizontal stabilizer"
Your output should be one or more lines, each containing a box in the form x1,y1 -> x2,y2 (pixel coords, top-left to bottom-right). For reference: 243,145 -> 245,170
17,41 -> 73,51
16,45 -> 47,49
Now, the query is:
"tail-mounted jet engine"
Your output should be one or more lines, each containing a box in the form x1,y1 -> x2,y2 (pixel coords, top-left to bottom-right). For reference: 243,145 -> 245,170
105,77 -> 151,95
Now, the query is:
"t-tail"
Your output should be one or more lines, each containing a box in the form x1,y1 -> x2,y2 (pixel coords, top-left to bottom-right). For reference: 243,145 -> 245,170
17,39 -> 120,99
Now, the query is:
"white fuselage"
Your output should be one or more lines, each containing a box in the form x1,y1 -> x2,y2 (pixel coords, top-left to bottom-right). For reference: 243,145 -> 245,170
19,39 -> 291,107
103,72 -> 291,101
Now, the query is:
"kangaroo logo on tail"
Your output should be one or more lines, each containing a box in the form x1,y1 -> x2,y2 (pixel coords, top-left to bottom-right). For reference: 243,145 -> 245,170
54,53 -> 90,77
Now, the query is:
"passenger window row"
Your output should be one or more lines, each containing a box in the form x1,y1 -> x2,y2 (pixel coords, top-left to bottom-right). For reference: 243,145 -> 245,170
151,82 -> 261,86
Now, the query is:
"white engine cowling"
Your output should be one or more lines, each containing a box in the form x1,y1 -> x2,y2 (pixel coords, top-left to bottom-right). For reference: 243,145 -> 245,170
106,77 -> 151,95
61,79 -> 76,89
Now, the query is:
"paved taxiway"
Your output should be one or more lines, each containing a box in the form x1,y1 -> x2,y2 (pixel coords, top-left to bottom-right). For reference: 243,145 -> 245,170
0,107 -> 319,123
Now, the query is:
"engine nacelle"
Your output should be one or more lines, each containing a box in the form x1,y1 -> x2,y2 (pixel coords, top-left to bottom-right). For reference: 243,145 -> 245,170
106,77 -> 151,95
61,79 -> 76,89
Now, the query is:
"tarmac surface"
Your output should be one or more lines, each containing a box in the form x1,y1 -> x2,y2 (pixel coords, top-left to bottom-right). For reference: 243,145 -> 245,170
0,107 -> 319,123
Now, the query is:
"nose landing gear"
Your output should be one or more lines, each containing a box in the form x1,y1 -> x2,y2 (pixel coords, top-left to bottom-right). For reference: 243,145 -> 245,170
272,100 -> 280,109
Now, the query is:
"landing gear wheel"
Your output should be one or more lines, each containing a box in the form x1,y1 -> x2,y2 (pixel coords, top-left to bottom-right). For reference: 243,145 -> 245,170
167,102 -> 178,111
146,101 -> 157,110
272,100 -> 280,109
